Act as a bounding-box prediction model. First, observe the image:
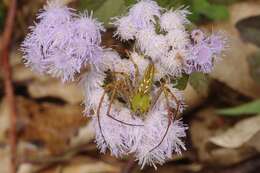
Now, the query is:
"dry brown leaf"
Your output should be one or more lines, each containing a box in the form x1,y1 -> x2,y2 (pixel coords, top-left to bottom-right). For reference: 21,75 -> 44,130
203,1 -> 260,98
191,108 -> 256,166
14,97 -> 88,155
209,115 -> 260,148
38,156 -> 121,173
0,147 -> 11,173
28,80 -> 83,104
183,84 -> 204,109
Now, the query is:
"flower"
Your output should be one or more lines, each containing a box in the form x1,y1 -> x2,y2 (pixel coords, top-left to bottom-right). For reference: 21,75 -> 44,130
186,30 -> 226,73
21,0 -> 228,170
191,29 -> 205,43
90,88 -> 187,168
160,8 -> 190,32
113,16 -> 138,40
133,113 -> 187,169
128,0 -> 162,30
87,56 -> 188,168
92,105 -> 144,157
71,13 -> 105,69
136,28 -> 168,61
21,2 -> 74,74
90,87 -> 187,168
100,50 -> 135,75
73,13 -> 105,44
113,0 -> 162,40
160,50 -> 188,77
37,1 -> 75,27
82,68 -> 106,116
207,32 -> 227,57
166,29 -> 190,49
21,2 -> 105,82
130,51 -> 150,76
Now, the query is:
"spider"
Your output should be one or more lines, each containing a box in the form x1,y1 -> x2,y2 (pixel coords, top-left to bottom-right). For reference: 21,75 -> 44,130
96,53 -> 181,152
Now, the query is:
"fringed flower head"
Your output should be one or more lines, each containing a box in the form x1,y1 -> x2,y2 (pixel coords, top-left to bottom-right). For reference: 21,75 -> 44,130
160,7 -> 190,32
21,2 -> 105,82
113,0 -> 162,41
136,27 -> 168,61
186,29 -> 227,73
128,0 -> 162,29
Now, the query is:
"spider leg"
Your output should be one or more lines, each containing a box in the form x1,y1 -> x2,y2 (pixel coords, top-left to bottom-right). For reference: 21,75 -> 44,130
97,91 -> 108,145
150,84 -> 165,110
166,88 -> 180,115
149,87 -> 179,153
106,84 -> 144,127
111,71 -> 134,91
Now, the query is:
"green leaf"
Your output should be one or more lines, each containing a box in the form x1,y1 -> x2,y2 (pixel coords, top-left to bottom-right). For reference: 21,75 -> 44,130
189,72 -> 210,97
218,100 -> 260,116
247,51 -> 260,84
202,4 -> 229,20
208,0 -> 239,5
172,74 -> 189,90
79,0 -> 106,11
192,0 -> 229,21
0,2 -> 5,31
79,0 -> 127,26
124,0 -> 136,6
157,0 -> 190,9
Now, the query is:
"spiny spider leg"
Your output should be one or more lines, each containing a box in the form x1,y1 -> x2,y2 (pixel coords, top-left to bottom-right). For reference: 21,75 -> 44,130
150,83 -> 165,110
149,87 -> 179,153
111,71 -> 134,91
97,91 -> 108,145
166,88 -> 180,115
106,83 -> 144,127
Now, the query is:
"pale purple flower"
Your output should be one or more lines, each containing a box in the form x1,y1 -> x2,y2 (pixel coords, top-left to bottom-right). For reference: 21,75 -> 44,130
160,50 -> 189,77
37,1 -> 75,27
133,114 -> 187,169
21,2 -> 105,82
207,32 -> 227,56
100,50 -> 135,75
160,8 -> 190,32
128,0 -> 162,29
73,13 -> 105,45
113,16 -> 138,40
21,2 -> 74,74
187,43 -> 213,73
191,29 -> 205,43
166,29 -> 190,49
81,68 -> 106,117
113,0 -> 162,40
91,94 -> 187,168
86,52 -> 188,168
71,13 -> 105,68
130,51 -> 150,75
136,28 -> 168,61
186,30 -> 226,73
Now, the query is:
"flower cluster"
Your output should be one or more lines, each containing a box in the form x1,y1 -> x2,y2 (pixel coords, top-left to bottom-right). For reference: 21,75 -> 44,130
21,1 -> 105,82
114,0 -> 226,77
84,0 -> 226,168
22,0 -> 226,169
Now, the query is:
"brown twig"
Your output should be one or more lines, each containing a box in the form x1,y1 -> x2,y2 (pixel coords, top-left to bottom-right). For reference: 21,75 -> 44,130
0,0 -> 17,173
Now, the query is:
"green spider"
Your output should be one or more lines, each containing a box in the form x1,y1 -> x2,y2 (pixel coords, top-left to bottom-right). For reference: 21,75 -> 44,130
96,52 -> 181,152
